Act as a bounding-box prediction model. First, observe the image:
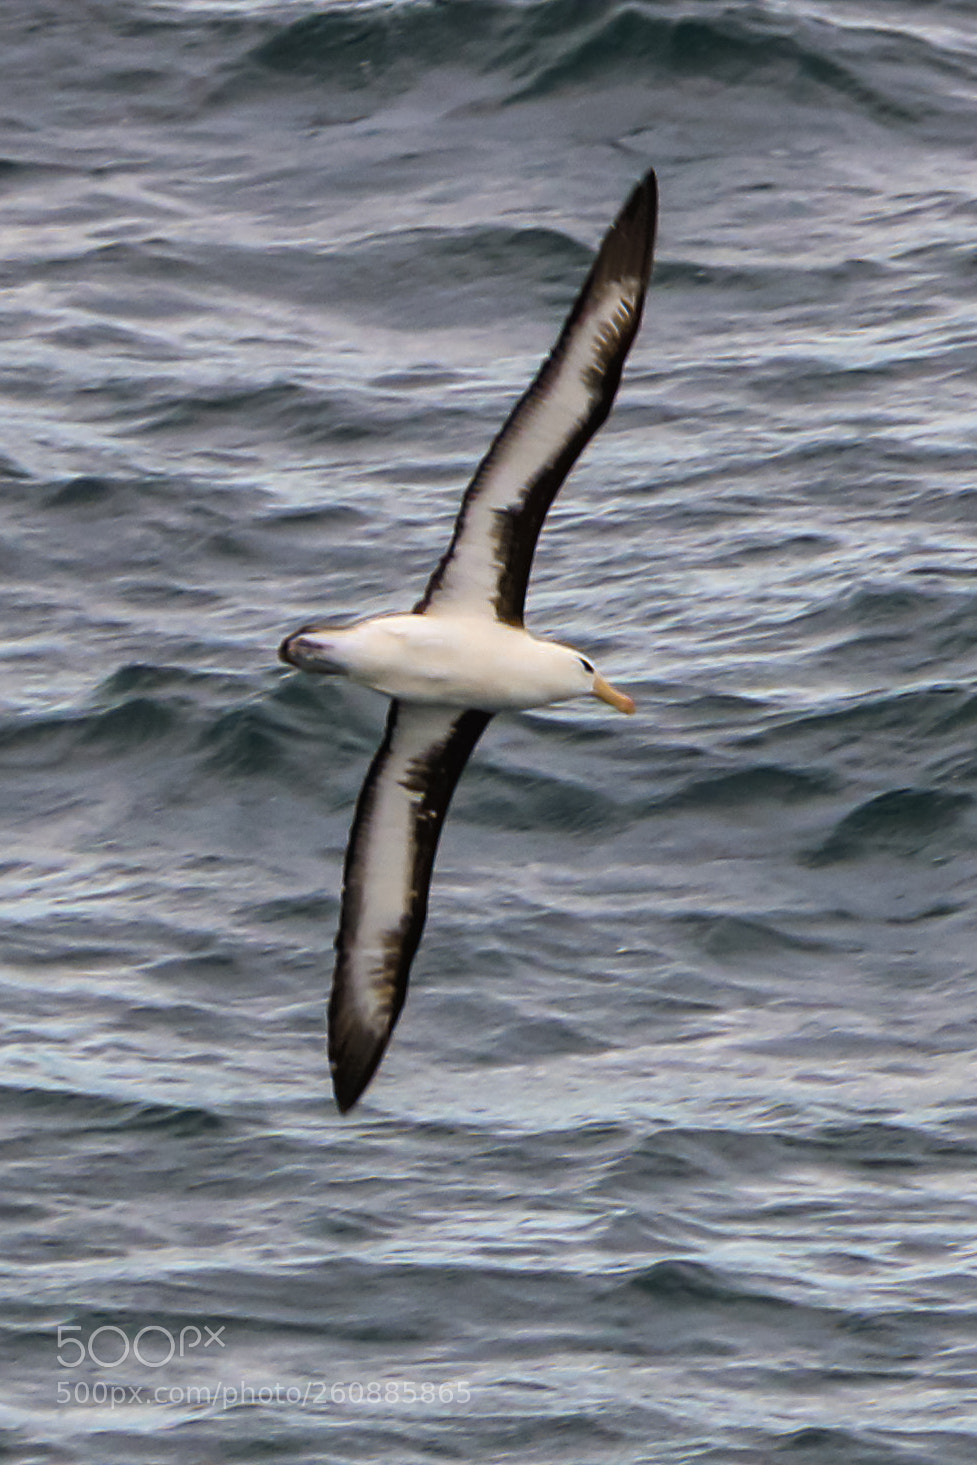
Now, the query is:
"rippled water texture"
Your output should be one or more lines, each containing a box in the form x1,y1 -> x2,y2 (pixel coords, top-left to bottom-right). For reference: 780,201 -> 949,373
2,2 -> 976,1461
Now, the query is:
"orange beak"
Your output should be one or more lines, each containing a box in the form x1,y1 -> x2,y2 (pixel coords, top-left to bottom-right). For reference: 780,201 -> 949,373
592,673 -> 636,715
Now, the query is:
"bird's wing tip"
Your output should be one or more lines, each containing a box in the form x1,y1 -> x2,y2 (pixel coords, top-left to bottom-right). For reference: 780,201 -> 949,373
330,1045 -> 380,1114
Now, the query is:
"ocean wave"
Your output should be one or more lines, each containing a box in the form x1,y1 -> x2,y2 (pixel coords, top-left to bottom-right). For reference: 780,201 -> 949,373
239,0 -> 977,133
807,786 -> 974,865
616,1256 -> 797,1310
744,685 -> 977,760
0,1082 -> 224,1138
656,763 -> 834,811
462,758 -> 621,834
0,663 -> 357,790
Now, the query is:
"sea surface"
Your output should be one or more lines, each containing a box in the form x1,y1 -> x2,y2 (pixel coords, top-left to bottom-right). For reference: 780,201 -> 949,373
2,2 -> 976,1461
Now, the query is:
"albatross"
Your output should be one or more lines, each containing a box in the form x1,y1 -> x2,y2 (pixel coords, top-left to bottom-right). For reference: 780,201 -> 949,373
280,169 -> 657,1112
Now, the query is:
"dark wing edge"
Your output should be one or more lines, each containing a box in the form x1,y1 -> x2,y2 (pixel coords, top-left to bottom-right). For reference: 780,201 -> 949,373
328,701 -> 492,1113
414,168 -> 658,624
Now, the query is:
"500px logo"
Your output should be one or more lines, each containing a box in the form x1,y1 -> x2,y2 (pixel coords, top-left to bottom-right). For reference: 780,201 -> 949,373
57,1324 -> 225,1370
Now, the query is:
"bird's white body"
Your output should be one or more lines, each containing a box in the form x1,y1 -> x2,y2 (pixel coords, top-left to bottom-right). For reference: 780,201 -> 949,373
285,614 -> 599,711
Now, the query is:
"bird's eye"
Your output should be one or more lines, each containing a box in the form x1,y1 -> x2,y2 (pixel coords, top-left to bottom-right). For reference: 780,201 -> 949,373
579,657 -> 595,674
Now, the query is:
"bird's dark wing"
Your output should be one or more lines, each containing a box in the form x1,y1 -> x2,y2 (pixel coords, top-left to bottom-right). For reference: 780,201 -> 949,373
328,700 -> 492,1112
414,169 -> 657,626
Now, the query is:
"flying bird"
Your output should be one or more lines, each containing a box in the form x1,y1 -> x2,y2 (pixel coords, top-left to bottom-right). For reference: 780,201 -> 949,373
280,169 -> 657,1111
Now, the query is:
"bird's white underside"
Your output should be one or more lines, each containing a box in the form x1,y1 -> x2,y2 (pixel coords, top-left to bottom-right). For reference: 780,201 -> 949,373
331,614 -> 593,708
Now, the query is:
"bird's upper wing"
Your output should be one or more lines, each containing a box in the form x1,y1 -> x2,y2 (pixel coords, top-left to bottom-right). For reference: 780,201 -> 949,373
328,699 -> 492,1112
414,169 -> 657,626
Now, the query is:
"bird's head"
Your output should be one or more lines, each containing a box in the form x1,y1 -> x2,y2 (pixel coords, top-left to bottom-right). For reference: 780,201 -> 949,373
556,644 -> 635,714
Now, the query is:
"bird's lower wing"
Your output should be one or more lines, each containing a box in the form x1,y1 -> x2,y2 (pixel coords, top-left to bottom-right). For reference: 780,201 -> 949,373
415,170 -> 657,626
328,700 -> 492,1112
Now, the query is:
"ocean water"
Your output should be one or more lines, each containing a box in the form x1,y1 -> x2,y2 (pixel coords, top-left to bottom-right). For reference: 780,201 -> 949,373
2,1 -> 977,1460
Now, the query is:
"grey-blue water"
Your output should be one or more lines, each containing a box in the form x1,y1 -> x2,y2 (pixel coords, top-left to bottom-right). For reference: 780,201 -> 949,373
2,2 -> 976,1461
